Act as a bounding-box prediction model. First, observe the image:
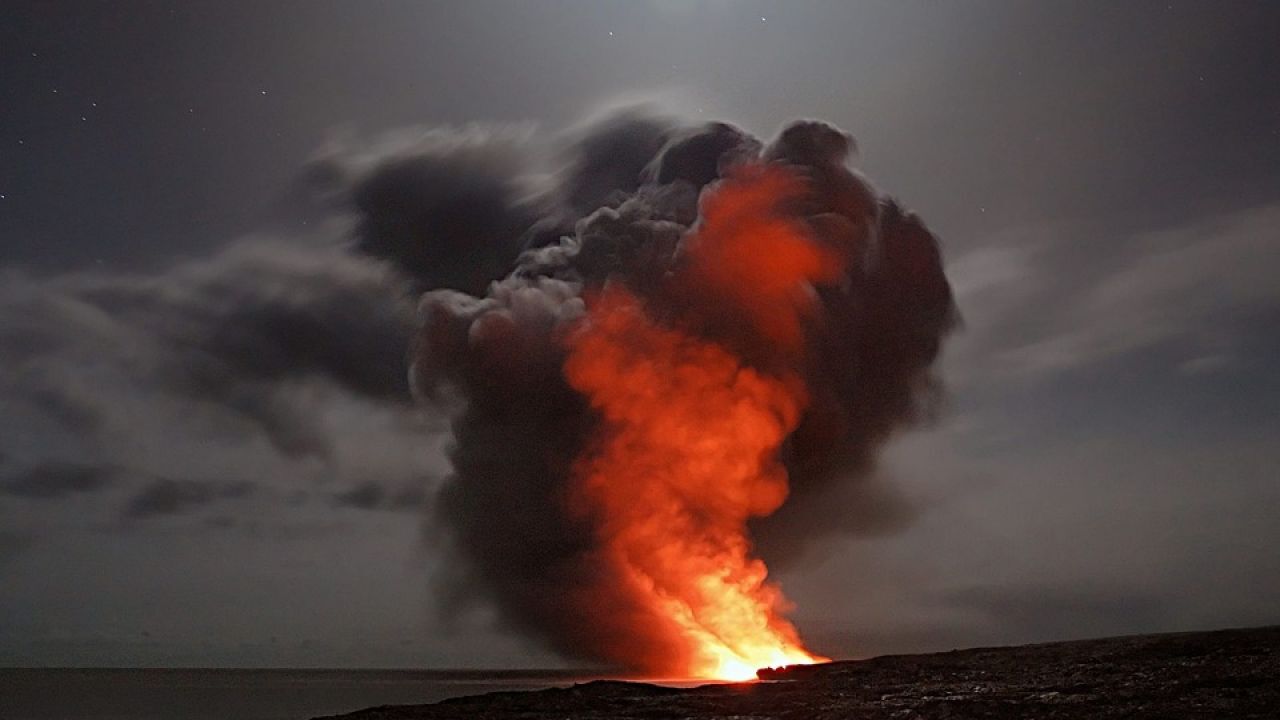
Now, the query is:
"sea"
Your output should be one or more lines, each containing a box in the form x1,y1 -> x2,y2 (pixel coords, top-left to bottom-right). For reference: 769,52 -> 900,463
0,668 -> 614,720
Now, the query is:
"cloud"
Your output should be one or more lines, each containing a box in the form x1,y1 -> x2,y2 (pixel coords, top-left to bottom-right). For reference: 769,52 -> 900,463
330,480 -> 425,512
1,462 -> 118,499
945,201 -> 1280,384
0,236 -> 444,539
310,125 -> 547,295
555,106 -> 680,218
125,478 -> 255,519
0,118 -> 648,552
0,240 -> 413,450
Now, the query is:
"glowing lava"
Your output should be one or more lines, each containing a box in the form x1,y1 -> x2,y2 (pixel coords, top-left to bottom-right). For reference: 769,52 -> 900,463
563,166 -> 834,681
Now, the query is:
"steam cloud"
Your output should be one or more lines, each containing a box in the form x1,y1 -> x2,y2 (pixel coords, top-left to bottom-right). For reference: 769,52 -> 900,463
397,110 -> 957,670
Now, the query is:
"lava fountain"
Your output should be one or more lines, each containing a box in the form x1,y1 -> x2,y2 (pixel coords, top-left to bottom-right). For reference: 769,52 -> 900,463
563,167 -> 835,680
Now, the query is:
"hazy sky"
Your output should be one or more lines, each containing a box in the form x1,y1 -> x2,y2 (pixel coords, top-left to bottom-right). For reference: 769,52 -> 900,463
2,0 -> 1278,668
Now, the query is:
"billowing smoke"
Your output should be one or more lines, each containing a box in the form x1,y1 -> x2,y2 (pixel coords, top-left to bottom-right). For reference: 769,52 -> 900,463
399,110 -> 957,676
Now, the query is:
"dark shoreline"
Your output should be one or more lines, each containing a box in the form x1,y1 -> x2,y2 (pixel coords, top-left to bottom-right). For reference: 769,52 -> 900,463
317,626 -> 1280,719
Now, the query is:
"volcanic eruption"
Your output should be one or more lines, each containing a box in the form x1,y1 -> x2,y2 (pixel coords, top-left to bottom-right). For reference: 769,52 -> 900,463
399,113 -> 956,679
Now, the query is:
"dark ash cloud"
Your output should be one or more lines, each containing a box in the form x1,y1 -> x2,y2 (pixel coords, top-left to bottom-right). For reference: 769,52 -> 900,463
311,126 -> 546,295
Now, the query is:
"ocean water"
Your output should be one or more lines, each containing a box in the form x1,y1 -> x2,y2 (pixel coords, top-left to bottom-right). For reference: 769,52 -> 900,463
0,668 -> 605,720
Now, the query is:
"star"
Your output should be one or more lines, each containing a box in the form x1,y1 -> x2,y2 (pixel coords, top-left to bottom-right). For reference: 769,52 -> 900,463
761,16 -> 767,23
260,90 -> 267,95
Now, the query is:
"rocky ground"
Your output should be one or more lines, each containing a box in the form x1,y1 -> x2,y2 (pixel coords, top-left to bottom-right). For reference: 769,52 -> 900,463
319,626 -> 1280,719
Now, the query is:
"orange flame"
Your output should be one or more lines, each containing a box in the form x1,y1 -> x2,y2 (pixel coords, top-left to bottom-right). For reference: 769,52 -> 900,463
563,166 -> 835,680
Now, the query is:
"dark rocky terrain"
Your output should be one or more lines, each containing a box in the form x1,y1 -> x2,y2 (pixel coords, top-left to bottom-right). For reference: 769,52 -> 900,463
319,626 -> 1280,719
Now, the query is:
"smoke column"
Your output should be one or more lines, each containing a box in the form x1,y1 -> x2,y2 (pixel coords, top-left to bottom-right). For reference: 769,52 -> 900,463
406,113 -> 956,678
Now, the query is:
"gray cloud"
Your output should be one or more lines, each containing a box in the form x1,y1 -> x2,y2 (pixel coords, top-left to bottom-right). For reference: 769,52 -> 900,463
0,236 -> 446,548
0,240 -> 415,459
1,462 -> 118,499
330,480 -> 426,512
125,478 -> 255,519
946,202 -> 1280,386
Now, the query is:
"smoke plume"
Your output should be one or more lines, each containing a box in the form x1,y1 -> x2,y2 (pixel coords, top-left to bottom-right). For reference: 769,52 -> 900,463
401,110 -> 957,677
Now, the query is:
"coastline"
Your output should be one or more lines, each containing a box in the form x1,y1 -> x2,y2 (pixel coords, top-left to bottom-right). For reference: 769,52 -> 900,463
317,626 -> 1280,719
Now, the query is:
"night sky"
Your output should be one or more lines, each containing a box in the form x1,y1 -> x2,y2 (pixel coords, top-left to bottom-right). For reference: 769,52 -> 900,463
2,1 -> 1279,668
